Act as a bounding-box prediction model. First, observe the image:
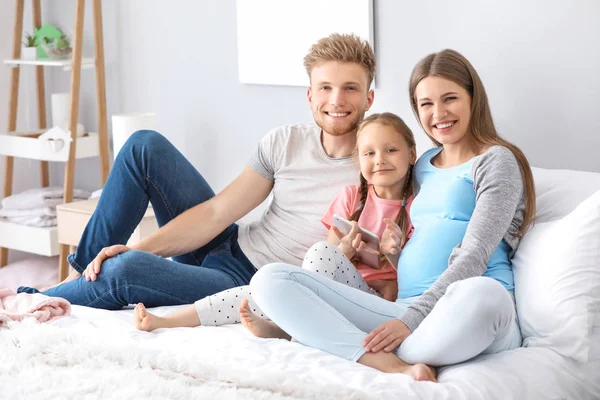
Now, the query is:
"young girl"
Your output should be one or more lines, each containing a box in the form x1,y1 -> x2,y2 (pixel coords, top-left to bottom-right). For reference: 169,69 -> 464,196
133,112 -> 417,331
242,49 -> 536,383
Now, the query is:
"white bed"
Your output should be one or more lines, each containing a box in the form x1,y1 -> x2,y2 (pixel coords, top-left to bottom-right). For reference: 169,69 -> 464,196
2,166 -> 600,400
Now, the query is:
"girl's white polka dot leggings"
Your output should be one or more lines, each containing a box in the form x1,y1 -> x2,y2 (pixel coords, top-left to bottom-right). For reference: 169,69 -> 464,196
194,241 -> 377,326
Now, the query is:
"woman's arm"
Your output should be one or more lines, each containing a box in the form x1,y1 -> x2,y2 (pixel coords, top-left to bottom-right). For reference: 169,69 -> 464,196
400,147 -> 526,332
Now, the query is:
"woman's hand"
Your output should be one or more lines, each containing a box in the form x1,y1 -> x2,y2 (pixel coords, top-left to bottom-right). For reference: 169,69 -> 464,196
83,245 -> 130,281
380,218 -> 403,268
332,221 -> 374,261
363,319 -> 411,352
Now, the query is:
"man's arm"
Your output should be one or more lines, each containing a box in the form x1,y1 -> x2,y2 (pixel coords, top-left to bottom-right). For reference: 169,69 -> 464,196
131,166 -> 274,258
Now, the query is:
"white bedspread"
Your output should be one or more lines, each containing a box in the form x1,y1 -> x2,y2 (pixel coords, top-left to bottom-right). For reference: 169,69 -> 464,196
1,305 -> 597,400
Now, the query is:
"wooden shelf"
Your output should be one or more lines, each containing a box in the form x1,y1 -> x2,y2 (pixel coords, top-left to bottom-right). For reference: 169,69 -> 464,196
0,130 -> 100,162
1,0 -> 109,279
0,218 -> 59,257
3,57 -> 96,71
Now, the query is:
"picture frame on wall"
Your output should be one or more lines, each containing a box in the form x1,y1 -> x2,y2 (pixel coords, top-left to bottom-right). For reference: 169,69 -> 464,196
236,0 -> 374,87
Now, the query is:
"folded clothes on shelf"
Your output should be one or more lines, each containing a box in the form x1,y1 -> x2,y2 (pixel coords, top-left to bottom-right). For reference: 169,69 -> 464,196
0,186 -> 91,227
0,206 -> 56,218
1,186 -> 90,210
3,215 -> 57,227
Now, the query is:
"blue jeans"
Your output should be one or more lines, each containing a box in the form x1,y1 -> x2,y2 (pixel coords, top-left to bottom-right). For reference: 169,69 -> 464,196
250,263 -> 522,367
18,130 -> 256,309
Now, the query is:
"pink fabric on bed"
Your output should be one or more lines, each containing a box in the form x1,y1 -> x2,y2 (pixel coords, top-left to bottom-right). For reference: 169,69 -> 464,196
0,288 -> 71,326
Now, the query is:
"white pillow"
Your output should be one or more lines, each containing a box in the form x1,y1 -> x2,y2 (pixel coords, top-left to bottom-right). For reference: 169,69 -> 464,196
512,189 -> 600,363
532,167 -> 600,223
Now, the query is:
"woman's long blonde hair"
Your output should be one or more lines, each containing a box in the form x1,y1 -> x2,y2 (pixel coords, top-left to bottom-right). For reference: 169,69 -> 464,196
408,50 -> 536,236
349,112 -> 416,248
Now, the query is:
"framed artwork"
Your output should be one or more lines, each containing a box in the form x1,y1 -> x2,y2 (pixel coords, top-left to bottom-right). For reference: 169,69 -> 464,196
236,0 -> 374,86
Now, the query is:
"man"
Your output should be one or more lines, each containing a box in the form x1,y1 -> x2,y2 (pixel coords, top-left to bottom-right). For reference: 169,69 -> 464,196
19,33 -> 376,310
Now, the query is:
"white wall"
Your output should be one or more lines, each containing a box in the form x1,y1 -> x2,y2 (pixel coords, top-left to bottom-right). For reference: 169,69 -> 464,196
2,0 -> 600,202
109,0 -> 313,193
372,0 -> 600,172
100,0 -> 600,177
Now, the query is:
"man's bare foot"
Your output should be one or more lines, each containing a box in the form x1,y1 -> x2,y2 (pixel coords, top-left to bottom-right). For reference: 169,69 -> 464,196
239,299 -> 291,340
134,303 -> 166,332
41,269 -> 81,291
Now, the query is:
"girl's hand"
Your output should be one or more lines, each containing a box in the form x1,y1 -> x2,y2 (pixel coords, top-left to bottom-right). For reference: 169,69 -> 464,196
363,319 -> 411,352
380,218 -> 402,268
332,221 -> 372,261
83,245 -> 130,281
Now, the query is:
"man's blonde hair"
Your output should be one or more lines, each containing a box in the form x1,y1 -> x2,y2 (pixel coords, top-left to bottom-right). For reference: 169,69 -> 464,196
303,33 -> 376,88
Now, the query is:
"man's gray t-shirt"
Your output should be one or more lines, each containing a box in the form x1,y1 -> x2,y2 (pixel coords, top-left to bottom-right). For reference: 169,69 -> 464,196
237,124 -> 358,269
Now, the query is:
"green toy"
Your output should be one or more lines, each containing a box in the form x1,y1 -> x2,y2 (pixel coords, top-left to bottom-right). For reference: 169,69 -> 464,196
41,34 -> 72,59
54,36 -> 70,50
34,24 -> 63,58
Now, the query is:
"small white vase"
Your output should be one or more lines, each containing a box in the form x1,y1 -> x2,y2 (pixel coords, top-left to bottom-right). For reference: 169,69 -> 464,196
21,47 -> 37,61
111,113 -> 158,160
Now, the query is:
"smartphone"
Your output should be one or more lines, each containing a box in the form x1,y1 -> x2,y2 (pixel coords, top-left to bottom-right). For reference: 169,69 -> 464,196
332,214 -> 381,269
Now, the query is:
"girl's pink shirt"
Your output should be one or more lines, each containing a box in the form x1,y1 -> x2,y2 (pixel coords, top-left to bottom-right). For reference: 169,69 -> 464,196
321,185 -> 413,281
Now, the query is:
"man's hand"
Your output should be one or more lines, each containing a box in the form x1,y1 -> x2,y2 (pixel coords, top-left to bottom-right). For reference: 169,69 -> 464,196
83,245 -> 130,281
363,319 -> 411,353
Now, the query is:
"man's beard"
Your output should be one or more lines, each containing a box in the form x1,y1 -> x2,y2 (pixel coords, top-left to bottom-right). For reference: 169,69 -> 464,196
314,110 -> 365,137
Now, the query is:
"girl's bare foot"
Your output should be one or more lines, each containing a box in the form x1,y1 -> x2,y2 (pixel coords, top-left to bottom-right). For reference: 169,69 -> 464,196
239,299 -> 291,340
134,303 -> 165,332
134,303 -> 200,331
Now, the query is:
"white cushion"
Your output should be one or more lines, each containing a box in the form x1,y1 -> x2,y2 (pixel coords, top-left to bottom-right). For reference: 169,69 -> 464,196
532,167 -> 600,223
512,189 -> 600,363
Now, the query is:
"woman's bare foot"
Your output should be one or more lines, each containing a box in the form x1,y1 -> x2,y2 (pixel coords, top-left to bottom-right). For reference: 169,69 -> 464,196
134,303 -> 165,332
239,299 -> 291,340
358,351 -> 437,382
405,363 -> 437,382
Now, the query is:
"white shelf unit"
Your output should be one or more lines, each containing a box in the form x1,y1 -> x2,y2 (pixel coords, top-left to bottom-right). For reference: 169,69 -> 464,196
3,57 -> 96,71
0,131 -> 100,258
0,219 -> 58,256
0,131 -> 100,161
1,0 -> 109,282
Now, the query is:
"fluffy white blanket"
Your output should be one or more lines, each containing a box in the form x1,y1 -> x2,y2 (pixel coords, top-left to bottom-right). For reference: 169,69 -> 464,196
0,305 -> 594,400
0,316 -> 379,400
